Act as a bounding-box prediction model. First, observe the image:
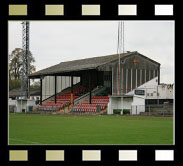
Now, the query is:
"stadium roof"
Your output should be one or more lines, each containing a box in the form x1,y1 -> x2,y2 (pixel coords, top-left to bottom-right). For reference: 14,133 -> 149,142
29,51 -> 160,78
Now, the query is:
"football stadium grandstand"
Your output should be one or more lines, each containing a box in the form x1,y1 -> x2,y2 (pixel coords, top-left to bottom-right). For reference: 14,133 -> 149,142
22,51 -> 173,115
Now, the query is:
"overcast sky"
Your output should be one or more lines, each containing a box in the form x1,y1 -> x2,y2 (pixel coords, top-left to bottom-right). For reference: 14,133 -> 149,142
8,21 -> 174,84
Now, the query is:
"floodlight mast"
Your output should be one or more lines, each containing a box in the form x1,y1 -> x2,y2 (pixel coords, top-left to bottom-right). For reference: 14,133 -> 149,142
21,21 -> 30,99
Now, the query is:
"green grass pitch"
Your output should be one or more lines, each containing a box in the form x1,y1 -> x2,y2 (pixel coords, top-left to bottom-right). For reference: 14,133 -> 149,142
9,114 -> 173,145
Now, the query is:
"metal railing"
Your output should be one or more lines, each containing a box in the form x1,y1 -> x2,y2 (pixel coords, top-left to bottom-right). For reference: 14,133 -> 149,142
131,104 -> 173,116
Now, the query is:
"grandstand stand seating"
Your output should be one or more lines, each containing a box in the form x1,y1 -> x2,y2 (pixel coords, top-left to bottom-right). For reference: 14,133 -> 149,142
37,85 -> 89,112
71,95 -> 110,114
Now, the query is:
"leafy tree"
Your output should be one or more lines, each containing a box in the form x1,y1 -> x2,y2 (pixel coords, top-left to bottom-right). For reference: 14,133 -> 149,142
30,81 -> 40,89
9,79 -> 21,90
9,48 -> 36,90
9,48 -> 36,80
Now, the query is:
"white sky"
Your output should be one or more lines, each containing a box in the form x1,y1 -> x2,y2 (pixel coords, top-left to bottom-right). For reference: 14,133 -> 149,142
8,21 -> 174,84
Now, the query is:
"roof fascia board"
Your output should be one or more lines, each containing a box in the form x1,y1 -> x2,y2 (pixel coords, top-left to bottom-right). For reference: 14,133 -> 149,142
29,68 -> 97,78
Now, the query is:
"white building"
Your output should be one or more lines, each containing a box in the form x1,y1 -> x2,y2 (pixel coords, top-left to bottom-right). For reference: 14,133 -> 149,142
9,88 -> 41,113
107,77 -> 174,115
9,98 -> 36,113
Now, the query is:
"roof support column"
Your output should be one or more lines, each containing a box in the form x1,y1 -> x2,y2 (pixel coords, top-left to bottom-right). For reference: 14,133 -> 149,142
80,75 -> 82,86
89,74 -> 92,104
136,69 -> 137,89
121,67 -> 123,94
54,76 -> 57,104
116,67 -> 118,95
126,69 -> 128,93
131,69 -> 133,91
71,76 -> 74,106
120,68 -> 122,94
110,71 -> 112,95
145,69 -> 146,83
158,66 -> 160,85
140,69 -> 142,86
149,70 -> 151,81
112,67 -> 113,95
40,77 -> 42,105
96,70 -> 98,86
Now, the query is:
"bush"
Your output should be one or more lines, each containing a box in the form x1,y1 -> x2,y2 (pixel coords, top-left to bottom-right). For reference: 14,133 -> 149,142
113,109 -> 130,115
123,109 -> 130,115
113,109 -> 122,114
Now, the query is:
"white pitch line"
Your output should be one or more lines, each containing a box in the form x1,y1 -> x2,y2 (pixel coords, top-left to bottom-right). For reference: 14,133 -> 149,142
9,138 -> 41,144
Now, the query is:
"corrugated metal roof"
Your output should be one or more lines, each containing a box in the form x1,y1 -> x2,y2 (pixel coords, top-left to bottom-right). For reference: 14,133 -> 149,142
29,51 -> 160,77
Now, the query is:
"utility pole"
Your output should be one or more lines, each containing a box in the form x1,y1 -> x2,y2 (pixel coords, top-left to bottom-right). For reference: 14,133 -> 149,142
117,21 -> 124,115
118,22 -> 121,95
117,21 -> 124,95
